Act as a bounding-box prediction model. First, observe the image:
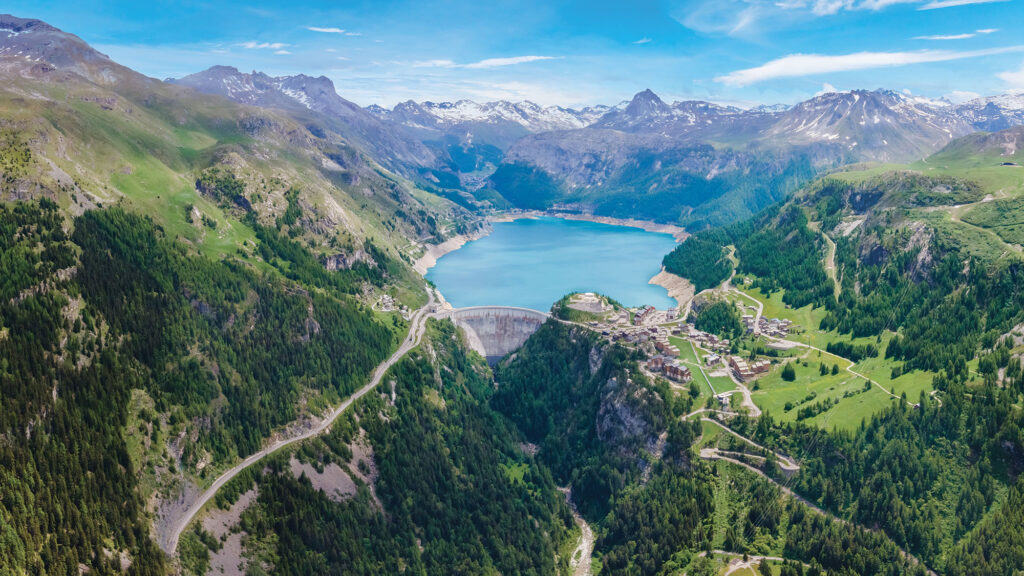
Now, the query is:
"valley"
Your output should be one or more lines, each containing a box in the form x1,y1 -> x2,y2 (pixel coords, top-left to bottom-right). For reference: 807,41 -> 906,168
2,8 -> 1024,576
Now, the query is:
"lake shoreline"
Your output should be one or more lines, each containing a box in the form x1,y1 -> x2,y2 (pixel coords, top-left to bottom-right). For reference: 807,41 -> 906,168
412,224 -> 493,275
491,210 -> 689,242
648,267 -> 695,310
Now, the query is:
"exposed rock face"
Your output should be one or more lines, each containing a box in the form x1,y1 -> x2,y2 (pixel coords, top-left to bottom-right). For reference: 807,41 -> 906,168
323,249 -> 372,271
596,375 -> 665,455
168,66 -> 437,171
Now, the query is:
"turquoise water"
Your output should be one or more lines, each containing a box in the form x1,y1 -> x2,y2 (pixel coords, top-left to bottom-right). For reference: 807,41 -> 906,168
427,217 -> 679,311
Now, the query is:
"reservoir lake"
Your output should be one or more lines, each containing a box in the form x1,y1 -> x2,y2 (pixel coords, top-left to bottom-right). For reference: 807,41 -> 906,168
427,217 -> 679,311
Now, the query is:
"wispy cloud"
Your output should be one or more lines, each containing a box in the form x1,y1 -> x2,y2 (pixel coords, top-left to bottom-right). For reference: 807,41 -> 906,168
776,0 -> 917,16
914,33 -> 976,40
945,89 -> 982,102
465,55 -> 555,68
239,41 -> 288,50
778,0 -> 1006,14
914,28 -> 999,40
412,55 -> 556,69
412,59 -> 458,68
999,62 -> 1024,90
307,26 -> 361,36
919,0 -> 1009,9
634,37 -> 653,44
716,46 -> 1024,86
273,50 -> 291,55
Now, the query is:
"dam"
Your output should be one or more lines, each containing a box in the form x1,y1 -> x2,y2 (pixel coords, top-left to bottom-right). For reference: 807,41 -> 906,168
446,306 -> 550,363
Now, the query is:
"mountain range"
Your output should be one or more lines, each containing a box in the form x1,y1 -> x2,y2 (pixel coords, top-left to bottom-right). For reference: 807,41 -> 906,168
6,11 -> 1024,231
159,57 -> 1024,228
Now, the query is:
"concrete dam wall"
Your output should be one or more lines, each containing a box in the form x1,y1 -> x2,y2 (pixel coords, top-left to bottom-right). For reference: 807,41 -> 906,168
448,306 -> 549,363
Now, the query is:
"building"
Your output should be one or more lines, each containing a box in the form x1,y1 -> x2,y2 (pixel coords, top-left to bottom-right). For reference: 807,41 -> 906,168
729,355 -> 771,381
647,355 -> 665,372
633,305 -> 655,325
664,360 -> 692,383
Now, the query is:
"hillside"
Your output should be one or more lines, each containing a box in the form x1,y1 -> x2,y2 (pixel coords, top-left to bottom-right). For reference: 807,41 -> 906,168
657,126 -> 1024,573
0,14 -> 485,574
5,9 -> 1024,576
0,15 -> 477,277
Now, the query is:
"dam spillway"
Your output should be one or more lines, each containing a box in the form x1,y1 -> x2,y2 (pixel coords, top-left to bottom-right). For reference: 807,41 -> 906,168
447,306 -> 550,363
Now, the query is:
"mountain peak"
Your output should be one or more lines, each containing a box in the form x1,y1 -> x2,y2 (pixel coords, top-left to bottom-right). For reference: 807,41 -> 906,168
622,89 -> 670,117
0,14 -> 60,34
0,14 -> 130,85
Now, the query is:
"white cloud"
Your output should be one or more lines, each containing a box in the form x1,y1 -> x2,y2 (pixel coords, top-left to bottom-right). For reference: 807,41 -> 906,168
914,28 -> 999,39
634,37 -> 653,44
307,27 -> 361,36
816,82 -> 839,95
464,55 -> 556,69
999,62 -> 1024,90
776,0 -> 918,15
858,0 -> 920,8
412,56 -> 556,69
273,50 -> 291,55
239,41 -> 288,50
412,59 -> 457,68
914,33 -> 976,40
919,0 -> 1009,9
945,89 -> 982,102
716,46 -> 1024,86
778,0 -> 1006,13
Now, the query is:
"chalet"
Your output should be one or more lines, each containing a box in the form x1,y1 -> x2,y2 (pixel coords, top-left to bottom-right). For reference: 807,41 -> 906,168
664,360 -> 692,383
729,355 -> 771,381
633,305 -> 656,325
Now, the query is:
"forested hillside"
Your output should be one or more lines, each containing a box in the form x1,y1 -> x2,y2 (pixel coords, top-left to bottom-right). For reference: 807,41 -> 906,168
656,131 -> 1024,573
489,320 -> 930,575
183,320 -> 575,575
0,200 -> 406,573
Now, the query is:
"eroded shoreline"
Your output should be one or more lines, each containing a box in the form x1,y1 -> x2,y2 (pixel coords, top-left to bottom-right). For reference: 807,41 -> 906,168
490,210 -> 689,242
648,267 -> 695,310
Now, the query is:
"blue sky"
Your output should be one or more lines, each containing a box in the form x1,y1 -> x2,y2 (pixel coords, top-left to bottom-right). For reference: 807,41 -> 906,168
7,0 -> 1024,107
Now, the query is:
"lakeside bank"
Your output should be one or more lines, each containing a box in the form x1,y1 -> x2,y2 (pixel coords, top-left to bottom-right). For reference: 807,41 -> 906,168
412,224 -> 492,275
648,267 -> 695,310
491,210 -> 689,242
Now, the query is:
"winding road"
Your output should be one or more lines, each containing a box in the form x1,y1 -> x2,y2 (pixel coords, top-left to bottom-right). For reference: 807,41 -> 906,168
702,449 -> 936,575
160,289 -> 437,555
763,335 -> 916,407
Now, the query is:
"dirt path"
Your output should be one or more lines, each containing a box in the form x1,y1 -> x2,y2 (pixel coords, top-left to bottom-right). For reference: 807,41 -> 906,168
559,488 -> 594,576
821,231 -> 840,299
699,418 -> 798,471
696,550 -> 811,572
699,445 -> 936,575
160,288 -> 437,555
765,335 -> 914,407
688,340 -> 719,396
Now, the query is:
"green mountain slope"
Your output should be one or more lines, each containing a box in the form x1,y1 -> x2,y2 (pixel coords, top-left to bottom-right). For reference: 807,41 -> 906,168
657,126 -> 1024,572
